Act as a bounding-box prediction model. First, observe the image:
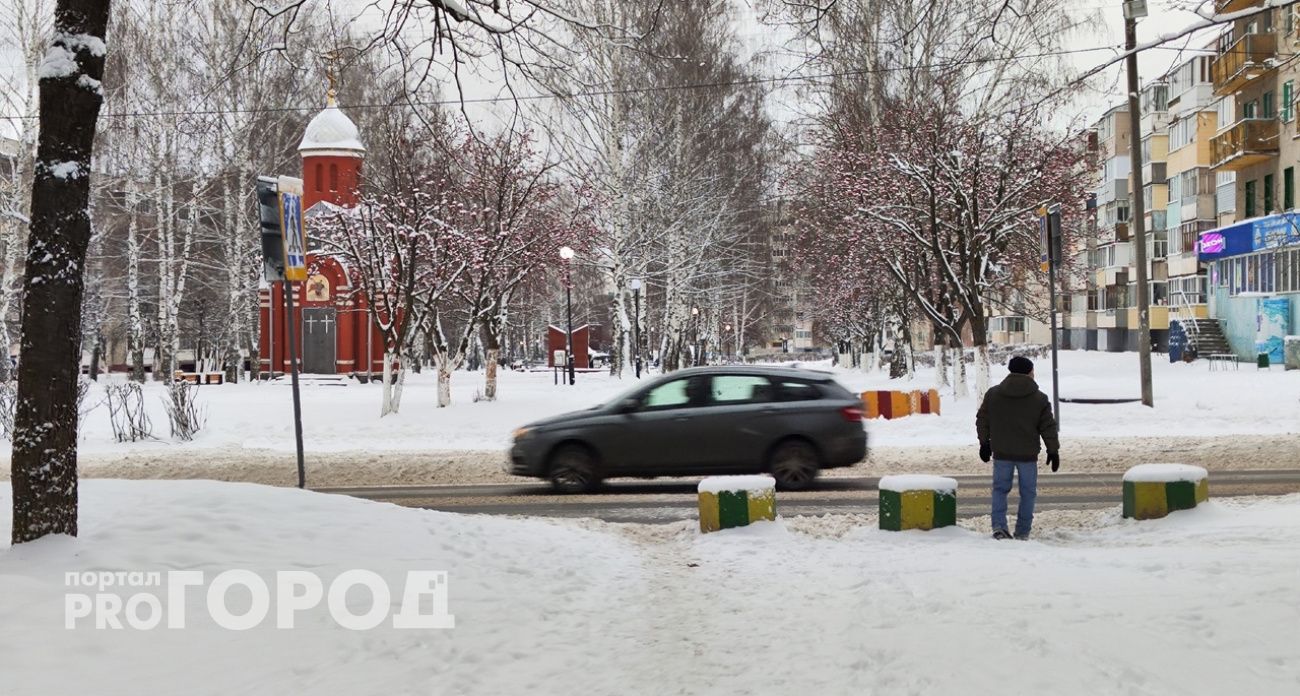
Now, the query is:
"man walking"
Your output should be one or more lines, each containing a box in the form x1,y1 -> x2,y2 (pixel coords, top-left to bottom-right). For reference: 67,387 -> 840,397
976,356 -> 1060,540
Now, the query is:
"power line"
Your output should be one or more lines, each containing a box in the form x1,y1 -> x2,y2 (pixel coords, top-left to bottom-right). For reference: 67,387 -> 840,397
0,42 -> 1213,123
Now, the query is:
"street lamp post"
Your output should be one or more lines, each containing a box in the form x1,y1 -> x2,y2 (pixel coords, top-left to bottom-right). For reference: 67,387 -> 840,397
560,246 -> 576,385
691,307 -> 701,366
630,277 -> 643,378
1123,0 -> 1154,408
724,323 -> 732,363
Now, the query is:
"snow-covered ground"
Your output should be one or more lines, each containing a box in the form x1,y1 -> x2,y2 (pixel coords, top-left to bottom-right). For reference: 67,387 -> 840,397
1,480 -> 1297,694
3,351 -> 1296,465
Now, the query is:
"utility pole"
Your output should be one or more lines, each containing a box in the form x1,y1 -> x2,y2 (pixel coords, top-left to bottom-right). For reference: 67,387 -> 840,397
1124,1 -> 1154,408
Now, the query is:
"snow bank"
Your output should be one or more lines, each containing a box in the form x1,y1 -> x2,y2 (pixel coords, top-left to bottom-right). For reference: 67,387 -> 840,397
1124,463 -> 1209,483
833,350 -> 1300,448
698,475 -> 775,494
878,474 -> 958,492
2,481 -> 1299,694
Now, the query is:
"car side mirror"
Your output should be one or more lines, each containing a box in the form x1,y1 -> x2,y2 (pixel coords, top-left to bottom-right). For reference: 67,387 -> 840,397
617,397 -> 640,414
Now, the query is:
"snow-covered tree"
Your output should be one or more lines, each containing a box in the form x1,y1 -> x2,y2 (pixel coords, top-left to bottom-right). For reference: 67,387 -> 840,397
10,0 -> 112,544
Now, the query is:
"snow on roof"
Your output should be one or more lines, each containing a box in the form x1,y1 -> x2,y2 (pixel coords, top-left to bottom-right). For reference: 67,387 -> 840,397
299,103 -> 365,154
1123,464 -> 1208,484
879,474 -> 959,493
698,475 -> 775,494
303,200 -> 351,219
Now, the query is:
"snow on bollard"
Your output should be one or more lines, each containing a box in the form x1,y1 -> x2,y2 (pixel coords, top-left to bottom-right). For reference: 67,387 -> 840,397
879,475 -> 958,531
698,475 -> 776,533
1123,464 -> 1209,520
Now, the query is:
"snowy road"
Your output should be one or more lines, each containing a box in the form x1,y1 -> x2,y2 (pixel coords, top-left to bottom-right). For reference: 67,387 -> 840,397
317,469 -> 1300,523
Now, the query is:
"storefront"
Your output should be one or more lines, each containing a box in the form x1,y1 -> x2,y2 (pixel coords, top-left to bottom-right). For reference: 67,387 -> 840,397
1199,213 -> 1300,360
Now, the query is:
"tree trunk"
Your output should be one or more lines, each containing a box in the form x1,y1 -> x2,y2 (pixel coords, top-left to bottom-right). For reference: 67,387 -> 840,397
952,337 -> 969,398
974,342 -> 991,401
126,178 -> 145,382
380,351 -> 395,417
0,229 -> 21,383
11,0 -> 112,544
934,342 -> 949,390
484,348 -> 500,400
222,171 -> 241,384
482,314 -> 503,401
437,366 -> 451,408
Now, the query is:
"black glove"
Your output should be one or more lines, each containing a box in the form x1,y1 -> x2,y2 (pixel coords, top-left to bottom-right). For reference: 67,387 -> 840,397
1047,451 -> 1060,472
979,441 -> 991,463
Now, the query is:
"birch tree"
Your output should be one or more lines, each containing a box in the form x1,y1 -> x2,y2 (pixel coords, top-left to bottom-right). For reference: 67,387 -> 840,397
315,132 -> 468,416
0,0 -> 50,384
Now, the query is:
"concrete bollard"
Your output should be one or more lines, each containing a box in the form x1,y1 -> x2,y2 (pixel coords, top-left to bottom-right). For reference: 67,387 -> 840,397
1122,464 -> 1209,520
907,389 -> 941,415
879,475 -> 958,531
698,475 -> 777,533
862,390 -> 914,419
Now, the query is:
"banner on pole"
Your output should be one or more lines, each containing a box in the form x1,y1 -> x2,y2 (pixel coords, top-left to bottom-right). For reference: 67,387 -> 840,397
278,176 -> 307,282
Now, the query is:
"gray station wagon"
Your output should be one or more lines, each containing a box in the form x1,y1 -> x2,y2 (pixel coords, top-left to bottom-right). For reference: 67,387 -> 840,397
508,366 -> 867,493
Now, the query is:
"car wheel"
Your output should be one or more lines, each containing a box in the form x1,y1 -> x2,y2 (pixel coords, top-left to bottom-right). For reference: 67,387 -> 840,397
768,439 -> 820,491
549,445 -> 600,494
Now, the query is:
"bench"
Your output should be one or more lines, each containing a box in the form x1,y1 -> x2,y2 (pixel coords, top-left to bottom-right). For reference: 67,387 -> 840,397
175,372 -> 224,385
1206,353 -> 1237,371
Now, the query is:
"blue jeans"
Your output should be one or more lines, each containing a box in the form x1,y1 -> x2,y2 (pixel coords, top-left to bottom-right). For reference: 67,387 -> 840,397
991,459 -> 1038,537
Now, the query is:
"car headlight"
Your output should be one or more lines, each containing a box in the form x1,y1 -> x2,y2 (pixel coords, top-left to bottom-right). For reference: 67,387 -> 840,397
512,427 -> 533,441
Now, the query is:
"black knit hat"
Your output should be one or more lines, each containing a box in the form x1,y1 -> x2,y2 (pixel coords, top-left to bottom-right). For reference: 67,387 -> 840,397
1008,356 -> 1034,375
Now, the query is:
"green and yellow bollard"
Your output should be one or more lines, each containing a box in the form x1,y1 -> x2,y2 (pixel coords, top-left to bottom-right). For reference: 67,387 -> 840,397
698,475 -> 777,533
879,475 -> 958,531
1122,464 -> 1209,520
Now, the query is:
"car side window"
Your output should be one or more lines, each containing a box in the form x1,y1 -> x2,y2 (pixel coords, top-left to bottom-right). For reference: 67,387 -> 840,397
708,375 -> 775,405
776,380 -> 822,402
641,378 -> 694,410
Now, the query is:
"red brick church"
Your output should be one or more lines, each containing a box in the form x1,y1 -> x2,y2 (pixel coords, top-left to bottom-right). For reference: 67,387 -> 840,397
258,90 -> 386,378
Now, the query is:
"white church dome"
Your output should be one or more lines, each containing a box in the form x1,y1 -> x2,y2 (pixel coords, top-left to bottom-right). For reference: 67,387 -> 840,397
299,94 -> 365,155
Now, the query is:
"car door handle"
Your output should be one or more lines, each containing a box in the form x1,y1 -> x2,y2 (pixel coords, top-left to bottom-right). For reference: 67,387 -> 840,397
674,415 -> 692,421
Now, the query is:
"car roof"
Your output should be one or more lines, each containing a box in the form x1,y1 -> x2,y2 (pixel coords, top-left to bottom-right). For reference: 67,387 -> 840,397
665,365 -> 836,382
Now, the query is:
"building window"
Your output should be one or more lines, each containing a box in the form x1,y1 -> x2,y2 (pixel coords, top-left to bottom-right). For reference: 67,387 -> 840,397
1265,174 -> 1275,214
314,163 -> 323,192
1243,100 -> 1257,119
1245,179 -> 1257,217
1286,168 -> 1295,210
329,163 -> 339,192
1263,91 -> 1276,118
1284,81 -> 1295,122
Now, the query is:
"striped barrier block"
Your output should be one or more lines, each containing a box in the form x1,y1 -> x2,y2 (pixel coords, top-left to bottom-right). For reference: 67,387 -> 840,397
862,390 -> 913,419
907,389 -> 941,415
1122,464 -> 1209,520
879,475 -> 958,531
862,390 -> 940,419
698,475 -> 776,533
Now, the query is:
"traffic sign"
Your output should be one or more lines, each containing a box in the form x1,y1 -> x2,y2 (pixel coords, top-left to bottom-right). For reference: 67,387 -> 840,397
278,176 -> 307,282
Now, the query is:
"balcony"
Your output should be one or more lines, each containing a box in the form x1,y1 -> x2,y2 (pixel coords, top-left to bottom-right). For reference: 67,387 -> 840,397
1212,32 -> 1277,96
1211,118 -> 1279,171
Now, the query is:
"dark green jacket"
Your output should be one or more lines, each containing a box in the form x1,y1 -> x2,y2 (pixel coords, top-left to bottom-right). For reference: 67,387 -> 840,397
975,374 -> 1060,462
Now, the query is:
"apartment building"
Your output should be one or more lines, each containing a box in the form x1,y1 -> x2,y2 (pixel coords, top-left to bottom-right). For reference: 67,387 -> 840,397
766,209 -> 817,355
1164,53 -> 1219,322
1076,102 -> 1178,352
1199,1 -> 1300,359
